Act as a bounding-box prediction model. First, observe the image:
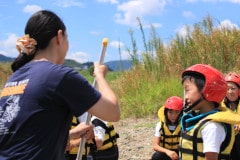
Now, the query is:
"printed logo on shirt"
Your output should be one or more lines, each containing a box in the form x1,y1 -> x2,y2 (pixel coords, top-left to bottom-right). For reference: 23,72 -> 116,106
0,79 -> 29,98
0,95 -> 20,135
0,79 -> 29,135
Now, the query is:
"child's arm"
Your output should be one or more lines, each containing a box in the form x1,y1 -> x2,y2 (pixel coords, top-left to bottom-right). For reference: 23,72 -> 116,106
202,122 -> 226,160
205,152 -> 218,160
152,136 -> 178,160
94,137 -> 104,148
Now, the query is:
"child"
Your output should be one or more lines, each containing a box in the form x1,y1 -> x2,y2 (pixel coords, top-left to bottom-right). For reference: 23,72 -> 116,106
179,64 -> 240,160
65,114 -> 93,160
223,73 -> 240,112
222,73 -> 240,160
151,96 -> 183,160
66,113 -> 119,160
83,115 -> 119,160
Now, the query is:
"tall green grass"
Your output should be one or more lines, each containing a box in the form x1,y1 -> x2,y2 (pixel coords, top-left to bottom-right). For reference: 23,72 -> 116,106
112,68 -> 183,118
78,69 -> 120,84
0,62 -> 12,89
1,15 -> 240,119
112,15 -> 240,118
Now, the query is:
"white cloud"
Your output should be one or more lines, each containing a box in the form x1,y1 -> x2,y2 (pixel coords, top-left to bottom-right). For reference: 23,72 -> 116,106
0,33 -> 19,57
175,25 -> 192,39
97,0 -> 119,4
108,49 -> 131,60
175,19 -> 239,39
229,0 -> 240,3
108,41 -> 132,60
23,5 -> 42,14
186,0 -> 240,3
115,0 -> 168,26
177,27 -> 188,38
218,19 -> 239,30
67,51 -> 91,63
183,11 -> 195,19
53,0 -> 84,8
109,40 -> 124,48
151,23 -> 162,28
120,50 -> 131,60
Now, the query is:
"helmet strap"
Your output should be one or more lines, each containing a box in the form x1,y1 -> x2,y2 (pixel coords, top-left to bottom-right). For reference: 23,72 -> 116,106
184,96 -> 204,113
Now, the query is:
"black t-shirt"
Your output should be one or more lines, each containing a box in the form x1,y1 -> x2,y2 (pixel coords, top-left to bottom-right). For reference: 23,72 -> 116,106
0,61 -> 101,160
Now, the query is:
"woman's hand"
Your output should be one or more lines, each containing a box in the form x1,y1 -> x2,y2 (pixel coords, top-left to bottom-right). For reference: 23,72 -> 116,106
93,62 -> 108,78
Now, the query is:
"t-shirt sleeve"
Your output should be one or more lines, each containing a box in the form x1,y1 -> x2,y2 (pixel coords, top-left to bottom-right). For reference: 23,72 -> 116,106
91,116 -> 106,142
154,122 -> 161,137
201,121 -> 226,153
78,112 -> 88,122
56,69 -> 101,117
93,126 -> 106,142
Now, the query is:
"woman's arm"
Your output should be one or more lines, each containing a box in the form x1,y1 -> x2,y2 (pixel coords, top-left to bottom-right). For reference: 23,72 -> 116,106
88,62 -> 120,122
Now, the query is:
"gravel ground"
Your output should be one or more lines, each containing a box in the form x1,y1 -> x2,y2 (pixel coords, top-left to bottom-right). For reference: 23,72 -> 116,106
114,117 -> 159,160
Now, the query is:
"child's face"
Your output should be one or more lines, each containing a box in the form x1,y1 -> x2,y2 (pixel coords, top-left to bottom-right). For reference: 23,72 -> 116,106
226,82 -> 239,102
167,109 -> 181,124
183,78 -> 202,110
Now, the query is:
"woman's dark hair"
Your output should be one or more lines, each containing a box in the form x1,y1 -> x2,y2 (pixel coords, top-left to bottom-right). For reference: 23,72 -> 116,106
11,10 -> 66,72
224,97 -> 239,109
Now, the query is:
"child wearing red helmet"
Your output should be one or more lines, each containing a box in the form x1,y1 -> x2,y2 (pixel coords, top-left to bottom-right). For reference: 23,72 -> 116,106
179,64 -> 240,160
151,96 -> 183,160
223,73 -> 240,112
222,73 -> 240,160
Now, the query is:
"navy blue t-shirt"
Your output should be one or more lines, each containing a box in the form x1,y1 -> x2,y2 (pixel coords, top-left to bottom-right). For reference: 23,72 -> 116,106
0,61 -> 101,160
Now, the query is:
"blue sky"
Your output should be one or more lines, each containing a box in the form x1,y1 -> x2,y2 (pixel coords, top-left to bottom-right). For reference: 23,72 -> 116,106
0,0 -> 240,63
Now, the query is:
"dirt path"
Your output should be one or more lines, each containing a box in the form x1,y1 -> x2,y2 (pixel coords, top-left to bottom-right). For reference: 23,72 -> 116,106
114,117 -> 159,160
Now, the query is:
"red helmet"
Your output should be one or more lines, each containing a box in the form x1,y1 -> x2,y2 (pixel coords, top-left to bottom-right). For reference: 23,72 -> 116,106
225,73 -> 240,87
182,64 -> 227,104
164,96 -> 183,110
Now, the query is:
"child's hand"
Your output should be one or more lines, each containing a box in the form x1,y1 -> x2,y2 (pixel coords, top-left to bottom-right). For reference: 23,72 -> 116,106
85,127 -> 94,141
235,124 -> 240,132
69,122 -> 94,139
166,150 -> 178,160
65,138 -> 81,151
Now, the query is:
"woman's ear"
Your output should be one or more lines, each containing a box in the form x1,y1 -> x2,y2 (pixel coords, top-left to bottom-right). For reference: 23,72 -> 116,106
56,29 -> 64,45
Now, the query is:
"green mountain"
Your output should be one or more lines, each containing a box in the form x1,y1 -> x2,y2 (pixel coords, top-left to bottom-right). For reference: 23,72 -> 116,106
0,54 -> 14,62
105,60 -> 132,71
64,59 -> 83,68
0,54 -> 132,71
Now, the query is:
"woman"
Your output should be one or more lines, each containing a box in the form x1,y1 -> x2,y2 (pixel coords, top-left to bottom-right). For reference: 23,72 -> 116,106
0,10 -> 119,160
